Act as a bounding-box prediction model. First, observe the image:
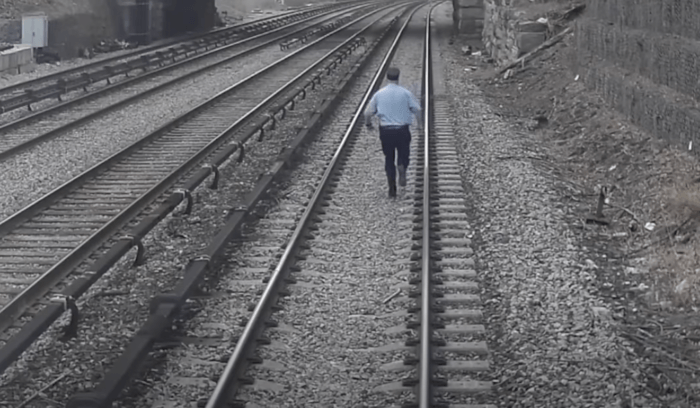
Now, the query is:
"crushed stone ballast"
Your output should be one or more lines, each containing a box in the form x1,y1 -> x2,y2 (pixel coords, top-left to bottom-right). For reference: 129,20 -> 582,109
0,1 -> 364,115
0,2 -> 377,163
0,3 -> 403,382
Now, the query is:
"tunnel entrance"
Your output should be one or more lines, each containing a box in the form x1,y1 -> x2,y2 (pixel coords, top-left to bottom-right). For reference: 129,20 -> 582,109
120,0 -> 152,45
163,0 -> 216,38
163,0 -> 198,37
118,0 -> 216,44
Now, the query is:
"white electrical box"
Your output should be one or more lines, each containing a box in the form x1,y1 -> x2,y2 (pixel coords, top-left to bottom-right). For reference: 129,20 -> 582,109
22,13 -> 49,48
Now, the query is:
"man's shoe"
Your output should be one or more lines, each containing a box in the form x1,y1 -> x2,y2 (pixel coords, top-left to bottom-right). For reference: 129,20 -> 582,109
397,165 -> 406,187
388,179 -> 397,198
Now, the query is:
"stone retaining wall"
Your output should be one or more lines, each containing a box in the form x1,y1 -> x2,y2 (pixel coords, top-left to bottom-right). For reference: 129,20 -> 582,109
453,0 -> 484,36
575,0 -> 700,150
473,0 -> 700,151
482,0 -> 548,66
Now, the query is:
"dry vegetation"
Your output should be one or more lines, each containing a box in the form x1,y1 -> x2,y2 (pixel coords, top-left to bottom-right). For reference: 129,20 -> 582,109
474,1 -> 700,313
651,177 -> 700,308
462,0 -> 700,403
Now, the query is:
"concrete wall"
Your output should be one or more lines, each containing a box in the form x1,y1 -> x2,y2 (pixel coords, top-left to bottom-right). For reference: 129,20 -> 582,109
162,0 -> 216,39
575,0 -> 700,148
117,0 -> 167,43
0,45 -> 34,75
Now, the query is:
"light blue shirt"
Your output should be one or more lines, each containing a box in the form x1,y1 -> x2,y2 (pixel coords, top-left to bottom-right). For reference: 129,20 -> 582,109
365,83 -> 421,127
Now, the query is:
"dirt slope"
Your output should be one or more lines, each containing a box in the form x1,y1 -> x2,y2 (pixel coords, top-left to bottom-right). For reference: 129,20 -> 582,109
456,2 -> 700,405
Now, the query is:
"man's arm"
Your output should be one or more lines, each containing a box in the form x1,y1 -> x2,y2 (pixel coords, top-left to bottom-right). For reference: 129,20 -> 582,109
407,91 -> 423,129
364,94 -> 378,128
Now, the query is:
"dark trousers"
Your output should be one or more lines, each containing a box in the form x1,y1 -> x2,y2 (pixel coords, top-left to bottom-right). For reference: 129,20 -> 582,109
379,125 -> 411,181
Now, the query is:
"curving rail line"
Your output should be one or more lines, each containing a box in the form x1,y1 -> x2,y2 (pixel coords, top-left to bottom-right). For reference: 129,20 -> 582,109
197,3 -> 495,407
1,4 -> 498,407
395,5 -> 494,406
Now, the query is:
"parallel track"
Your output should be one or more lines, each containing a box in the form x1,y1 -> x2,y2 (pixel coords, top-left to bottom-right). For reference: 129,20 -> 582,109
0,4 -> 374,162
0,3 -> 403,374
63,5 -> 412,407
0,2 -> 354,114
1,3 -> 498,407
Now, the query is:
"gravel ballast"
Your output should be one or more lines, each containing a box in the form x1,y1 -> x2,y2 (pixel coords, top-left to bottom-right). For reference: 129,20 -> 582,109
128,7 -> 427,408
0,10 -> 403,408
432,2 -> 656,407
0,8 -> 384,223
0,9 -> 355,127
0,11 -> 290,90
0,67 -> 346,408
228,8 -> 427,407
1,2 -> 658,406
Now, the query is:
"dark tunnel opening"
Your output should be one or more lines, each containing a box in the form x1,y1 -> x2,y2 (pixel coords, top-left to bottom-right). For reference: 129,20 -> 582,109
163,0 -> 199,37
125,0 -> 152,45
120,0 -> 217,45
164,0 -> 216,38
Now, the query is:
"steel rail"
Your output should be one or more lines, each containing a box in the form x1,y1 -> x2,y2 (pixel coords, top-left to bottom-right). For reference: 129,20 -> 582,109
0,2 -> 360,115
64,6 -> 414,408
0,1 -> 403,360
0,3 -> 362,116
0,2 -> 350,98
0,24 -> 371,381
418,3 -> 438,407
203,3 -> 424,407
0,3 -> 372,163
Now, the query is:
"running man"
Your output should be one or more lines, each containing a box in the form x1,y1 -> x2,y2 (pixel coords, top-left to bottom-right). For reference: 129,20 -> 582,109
364,67 -> 422,198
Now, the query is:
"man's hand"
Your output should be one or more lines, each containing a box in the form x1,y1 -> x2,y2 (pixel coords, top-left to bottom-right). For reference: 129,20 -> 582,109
412,118 -> 423,134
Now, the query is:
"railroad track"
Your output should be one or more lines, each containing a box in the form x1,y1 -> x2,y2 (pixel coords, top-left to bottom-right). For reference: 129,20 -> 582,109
58,2 -> 494,408
59,4 -> 417,407
0,3 -> 378,162
374,6 -> 494,406
203,3 -> 494,407
0,2 -> 407,379
0,1 -> 355,116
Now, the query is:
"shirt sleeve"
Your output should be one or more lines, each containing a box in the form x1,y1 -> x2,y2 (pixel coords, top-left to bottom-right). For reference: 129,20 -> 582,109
365,93 -> 378,124
407,90 -> 421,114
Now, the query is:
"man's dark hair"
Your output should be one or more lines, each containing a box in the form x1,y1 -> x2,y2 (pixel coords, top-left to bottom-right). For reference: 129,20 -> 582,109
386,67 -> 400,81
